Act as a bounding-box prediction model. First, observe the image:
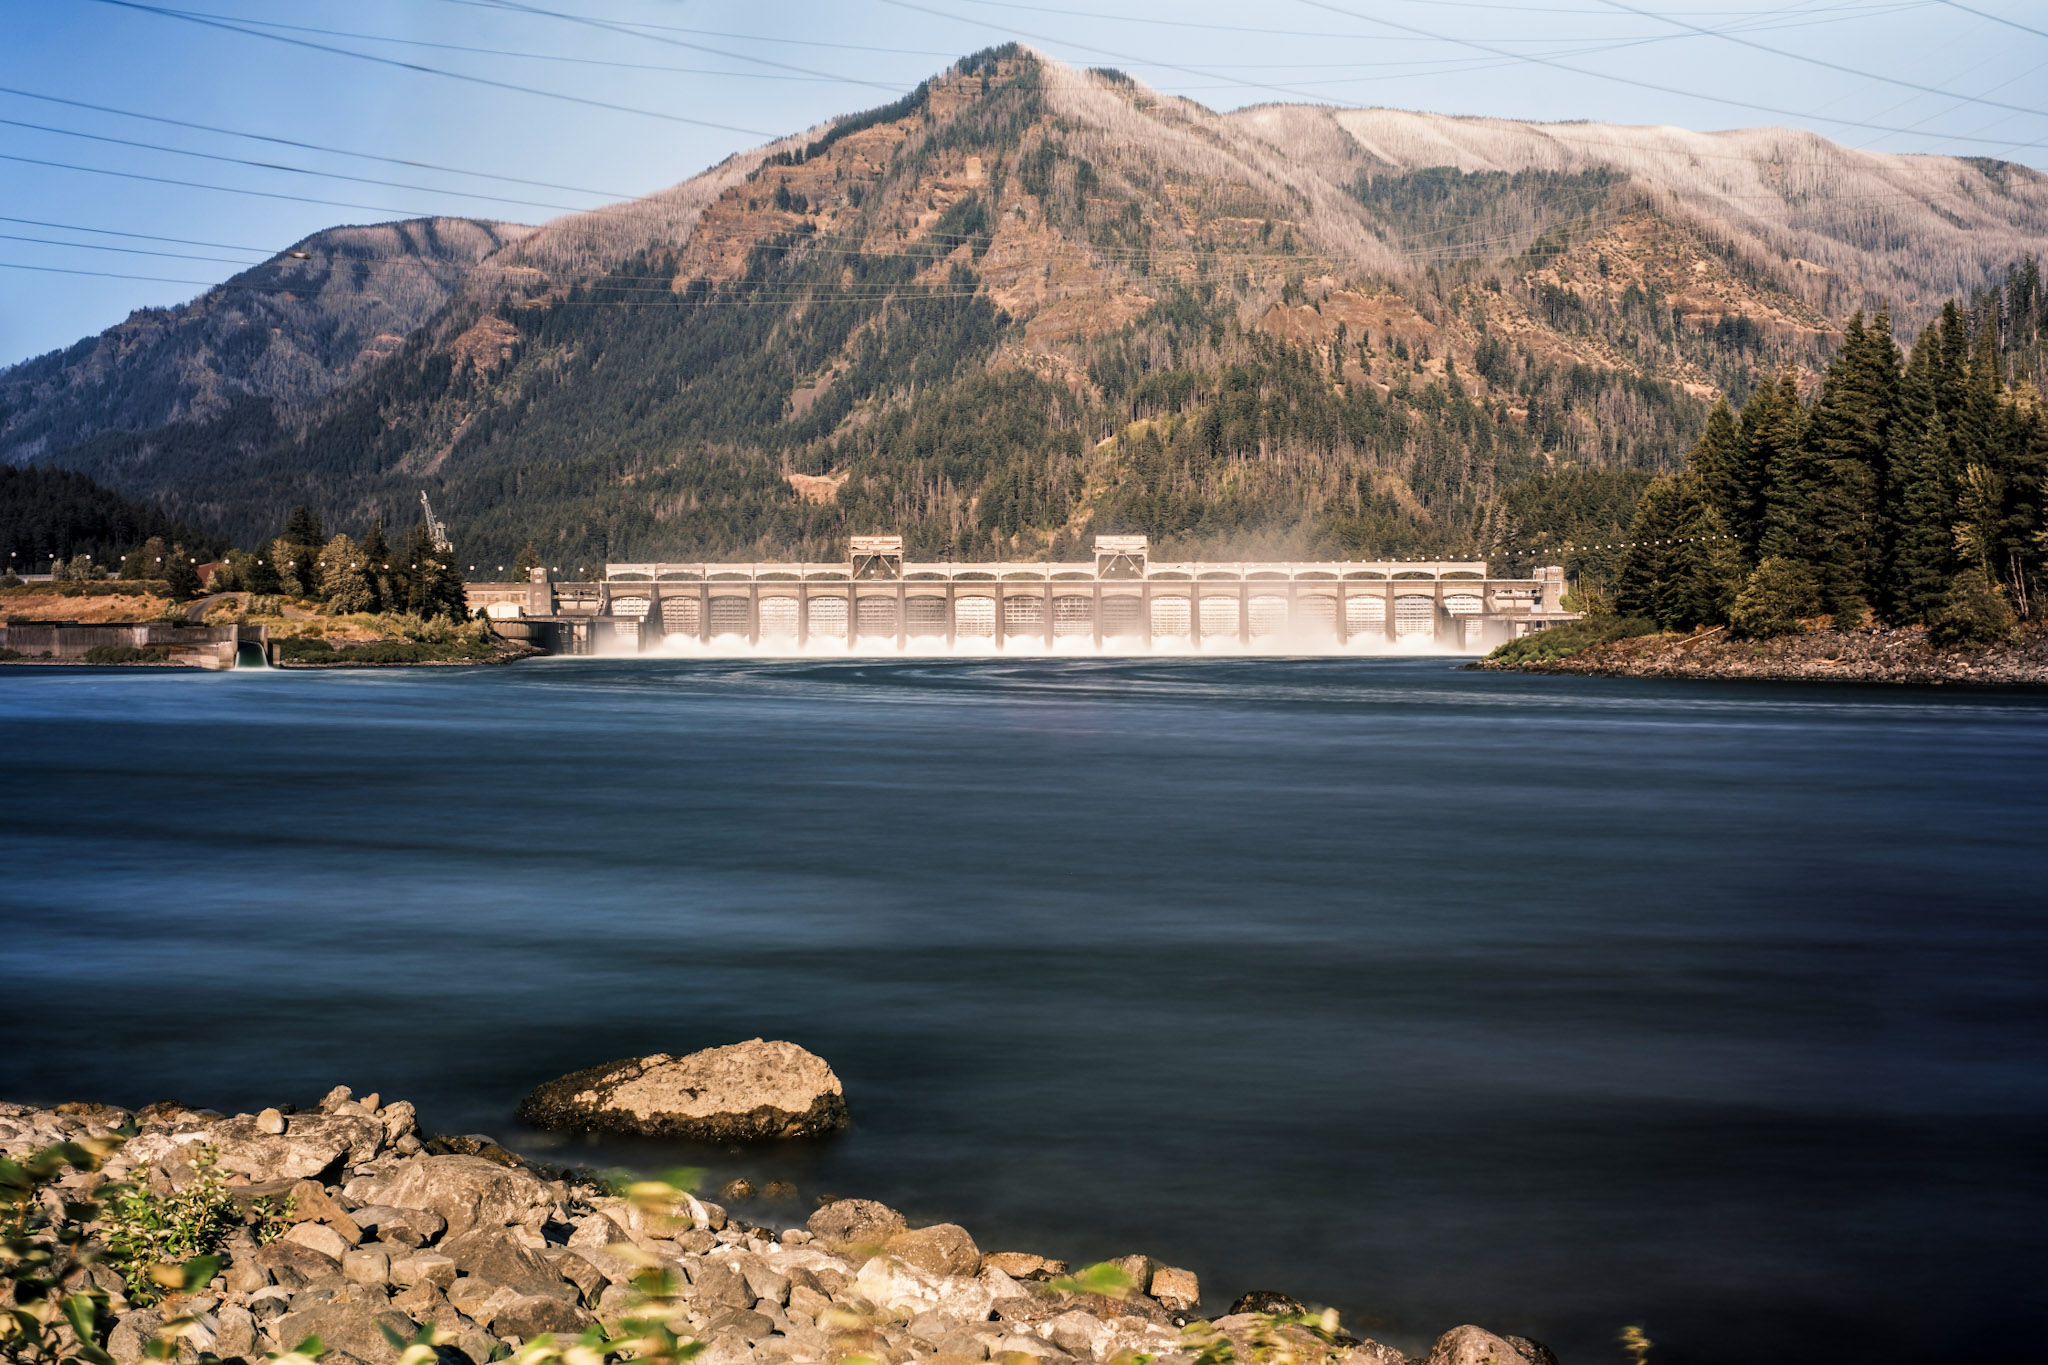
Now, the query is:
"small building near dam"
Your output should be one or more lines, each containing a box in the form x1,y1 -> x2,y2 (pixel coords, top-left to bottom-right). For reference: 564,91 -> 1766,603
465,536 -> 1577,654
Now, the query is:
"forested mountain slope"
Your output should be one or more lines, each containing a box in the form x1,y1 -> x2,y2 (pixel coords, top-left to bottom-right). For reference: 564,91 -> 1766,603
0,217 -> 530,463
18,51 -> 2048,568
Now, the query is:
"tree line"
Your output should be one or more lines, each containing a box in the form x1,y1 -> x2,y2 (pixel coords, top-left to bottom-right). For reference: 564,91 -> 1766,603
1613,297 -> 2046,644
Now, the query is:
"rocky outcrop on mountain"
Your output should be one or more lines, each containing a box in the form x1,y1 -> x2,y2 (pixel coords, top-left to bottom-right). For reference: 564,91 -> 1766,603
1,1090 -> 1554,1365
516,1040 -> 849,1141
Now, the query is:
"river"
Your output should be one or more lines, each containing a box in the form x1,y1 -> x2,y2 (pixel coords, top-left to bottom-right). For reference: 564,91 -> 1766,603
3,657 -> 2043,1364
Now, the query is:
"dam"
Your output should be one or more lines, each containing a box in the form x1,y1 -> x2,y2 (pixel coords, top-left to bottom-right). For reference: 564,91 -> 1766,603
464,536 -> 1577,655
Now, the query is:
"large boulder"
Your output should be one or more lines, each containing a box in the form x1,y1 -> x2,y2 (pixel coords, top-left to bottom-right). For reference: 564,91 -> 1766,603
1423,1327 -> 1553,1365
516,1040 -> 847,1141
807,1198 -> 907,1253
343,1155 -> 555,1241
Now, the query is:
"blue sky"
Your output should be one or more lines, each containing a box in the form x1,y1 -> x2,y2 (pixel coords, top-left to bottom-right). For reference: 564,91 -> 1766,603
4,0 -> 2046,367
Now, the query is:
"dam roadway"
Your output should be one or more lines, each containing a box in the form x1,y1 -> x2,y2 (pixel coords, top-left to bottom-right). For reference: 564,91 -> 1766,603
464,536 -> 1575,653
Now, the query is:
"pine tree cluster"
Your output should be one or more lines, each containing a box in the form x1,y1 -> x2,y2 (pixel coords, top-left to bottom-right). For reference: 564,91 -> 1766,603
205,505 -> 470,621
1615,300 -> 2046,640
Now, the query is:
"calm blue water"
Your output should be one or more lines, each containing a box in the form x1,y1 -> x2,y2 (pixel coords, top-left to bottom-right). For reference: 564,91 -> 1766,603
3,657 -> 2045,1364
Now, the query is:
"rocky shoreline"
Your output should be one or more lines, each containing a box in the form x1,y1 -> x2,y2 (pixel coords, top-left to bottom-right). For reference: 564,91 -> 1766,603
1477,621 -> 2048,686
0,1091 -> 1555,1365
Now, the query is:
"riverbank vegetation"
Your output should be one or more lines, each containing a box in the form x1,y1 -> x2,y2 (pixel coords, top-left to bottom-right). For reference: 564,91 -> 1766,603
1490,284 -> 2047,673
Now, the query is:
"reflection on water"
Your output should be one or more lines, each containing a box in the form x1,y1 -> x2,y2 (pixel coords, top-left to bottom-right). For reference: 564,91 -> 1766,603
2,658 -> 2045,1365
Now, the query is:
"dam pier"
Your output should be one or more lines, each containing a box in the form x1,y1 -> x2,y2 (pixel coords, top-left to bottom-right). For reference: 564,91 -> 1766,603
466,536 -> 1576,655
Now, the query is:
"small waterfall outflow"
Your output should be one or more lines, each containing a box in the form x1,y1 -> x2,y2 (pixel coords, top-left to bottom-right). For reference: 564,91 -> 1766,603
233,641 -> 270,669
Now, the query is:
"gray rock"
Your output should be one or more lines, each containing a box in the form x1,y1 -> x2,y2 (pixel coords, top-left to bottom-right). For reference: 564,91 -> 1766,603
886,1224 -> 980,1278
548,1251 -> 609,1302
345,1155 -> 553,1241
281,1222 -> 351,1262
353,1206 -> 446,1249
980,1254 -> 1065,1282
1149,1267 -> 1200,1314
256,1109 -> 287,1137
441,1228 -> 576,1302
215,1305 -> 258,1360
1423,1327 -> 1545,1365
806,1199 -> 907,1254
701,1308 -> 777,1343
516,1040 -> 847,1142
251,1239 -> 343,1290
343,1247 -> 391,1286
206,1112 -> 387,1183
450,1327 -> 501,1365
271,1300 -> 418,1365
736,1255 -> 792,1307
489,1294 -> 595,1341
107,1311 -> 162,1365
788,1283 -> 833,1322
691,1258 -> 758,1311
388,1252 -> 458,1290
389,1282 -> 467,1334
1503,1337 -> 1557,1365
1227,1291 -> 1306,1317
378,1102 -> 418,1146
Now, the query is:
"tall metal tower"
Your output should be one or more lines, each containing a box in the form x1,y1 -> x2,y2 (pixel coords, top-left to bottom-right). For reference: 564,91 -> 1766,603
419,491 -> 453,554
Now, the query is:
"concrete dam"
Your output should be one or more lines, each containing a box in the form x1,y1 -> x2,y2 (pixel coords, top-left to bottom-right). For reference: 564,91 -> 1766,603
465,536 -> 1577,656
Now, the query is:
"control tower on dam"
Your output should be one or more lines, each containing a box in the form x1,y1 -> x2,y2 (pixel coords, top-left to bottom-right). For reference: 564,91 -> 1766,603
466,536 -> 1576,655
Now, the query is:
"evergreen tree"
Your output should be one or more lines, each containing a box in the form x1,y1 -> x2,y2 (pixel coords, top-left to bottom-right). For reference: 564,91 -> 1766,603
162,545 -> 202,601
1801,311 -> 1900,616
1929,567 -> 2014,647
120,536 -> 168,581
244,543 -> 282,595
319,534 -> 374,613
1745,374 -> 1807,563
360,524 -> 392,612
1614,473 -> 1742,630
283,505 -> 325,547
1686,400 -> 1748,559
514,542 -> 543,578
1729,556 -> 1821,638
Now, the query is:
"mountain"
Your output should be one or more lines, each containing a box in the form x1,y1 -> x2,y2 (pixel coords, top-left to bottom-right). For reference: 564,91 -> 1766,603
0,217 -> 531,463
9,49 -> 2046,567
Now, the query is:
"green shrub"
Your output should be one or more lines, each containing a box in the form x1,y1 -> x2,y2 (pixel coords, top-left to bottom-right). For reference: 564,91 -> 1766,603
1929,568 -> 2015,648
0,648 -> 21,662
99,1147 -> 287,1305
80,646 -> 171,665
1729,557 -> 1822,639
1485,614 -> 1659,664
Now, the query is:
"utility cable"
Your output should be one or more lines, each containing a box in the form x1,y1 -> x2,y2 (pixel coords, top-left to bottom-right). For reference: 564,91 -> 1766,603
1594,0 -> 2048,121
1290,0 -> 2048,151
0,85 -> 633,199
0,117 -> 597,213
457,0 -> 903,93
1936,0 -> 2048,43
84,0 -> 782,139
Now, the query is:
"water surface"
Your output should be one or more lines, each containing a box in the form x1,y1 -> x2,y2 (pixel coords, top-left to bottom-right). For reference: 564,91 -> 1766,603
3,657 -> 2044,1364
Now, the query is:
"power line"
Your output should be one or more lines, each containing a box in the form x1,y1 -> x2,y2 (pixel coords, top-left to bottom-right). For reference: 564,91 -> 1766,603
1594,0 -> 2048,121
85,0 -> 783,139
0,85 -> 634,199
0,232 -> 260,266
0,215 -> 273,253
1290,0 -> 2048,151
0,150 -> 458,219
1936,0 -> 2048,43
457,0 -> 903,92
0,116 -> 597,214
154,10 -> 876,85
